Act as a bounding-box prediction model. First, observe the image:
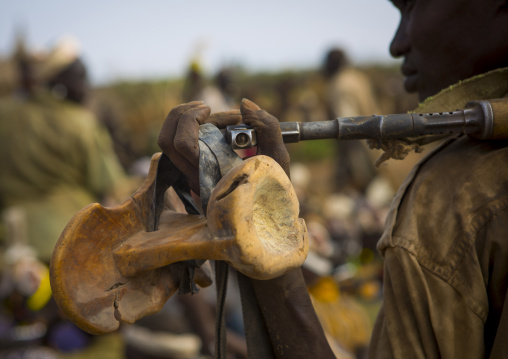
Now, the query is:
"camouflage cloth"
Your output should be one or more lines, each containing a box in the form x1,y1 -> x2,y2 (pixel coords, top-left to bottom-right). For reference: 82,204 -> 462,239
0,90 -> 129,262
368,67 -> 508,358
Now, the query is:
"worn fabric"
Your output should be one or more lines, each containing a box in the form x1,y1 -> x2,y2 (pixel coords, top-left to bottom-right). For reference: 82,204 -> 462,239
0,91 -> 129,261
368,67 -> 508,358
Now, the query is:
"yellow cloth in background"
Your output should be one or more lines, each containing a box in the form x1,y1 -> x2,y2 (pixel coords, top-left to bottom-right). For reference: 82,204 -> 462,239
309,277 -> 372,354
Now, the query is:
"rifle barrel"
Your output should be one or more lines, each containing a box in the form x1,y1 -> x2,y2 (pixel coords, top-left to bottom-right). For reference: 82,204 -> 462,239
226,99 -> 507,149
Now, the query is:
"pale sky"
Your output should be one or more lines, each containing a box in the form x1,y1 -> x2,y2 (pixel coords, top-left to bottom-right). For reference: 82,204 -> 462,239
0,0 -> 402,85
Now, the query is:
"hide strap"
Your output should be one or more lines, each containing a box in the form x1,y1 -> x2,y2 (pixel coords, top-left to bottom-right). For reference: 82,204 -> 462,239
197,123 -> 276,359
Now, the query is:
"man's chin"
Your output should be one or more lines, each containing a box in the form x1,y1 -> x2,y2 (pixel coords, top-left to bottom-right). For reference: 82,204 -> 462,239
403,73 -> 419,94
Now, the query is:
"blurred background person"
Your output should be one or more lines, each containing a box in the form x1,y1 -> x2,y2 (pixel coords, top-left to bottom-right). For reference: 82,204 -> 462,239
182,60 -> 238,113
323,48 -> 379,120
322,47 -> 380,195
0,35 -> 132,358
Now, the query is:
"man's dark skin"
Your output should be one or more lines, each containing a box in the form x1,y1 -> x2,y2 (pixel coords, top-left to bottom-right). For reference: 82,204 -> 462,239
158,0 -> 508,357
47,58 -> 90,105
390,0 -> 508,101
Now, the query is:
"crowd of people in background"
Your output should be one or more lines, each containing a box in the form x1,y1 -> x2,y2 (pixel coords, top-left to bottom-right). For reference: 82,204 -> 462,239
0,33 -> 417,359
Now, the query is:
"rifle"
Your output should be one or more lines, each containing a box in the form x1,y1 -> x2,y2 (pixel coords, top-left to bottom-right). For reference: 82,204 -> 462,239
226,98 -> 508,149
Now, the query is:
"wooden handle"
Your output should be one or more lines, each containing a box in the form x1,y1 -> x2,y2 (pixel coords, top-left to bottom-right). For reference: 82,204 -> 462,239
50,153 -> 203,335
113,155 -> 308,280
50,153 -> 308,335
489,98 -> 508,139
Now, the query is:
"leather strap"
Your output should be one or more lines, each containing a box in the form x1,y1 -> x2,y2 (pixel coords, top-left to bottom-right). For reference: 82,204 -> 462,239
150,153 -> 202,295
197,124 -> 275,359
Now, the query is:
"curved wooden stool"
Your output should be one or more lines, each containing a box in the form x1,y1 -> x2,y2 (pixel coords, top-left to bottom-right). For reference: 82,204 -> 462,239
50,153 -> 308,334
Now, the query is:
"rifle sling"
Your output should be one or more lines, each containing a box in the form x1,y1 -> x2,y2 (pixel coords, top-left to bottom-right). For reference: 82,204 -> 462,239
198,124 -> 275,359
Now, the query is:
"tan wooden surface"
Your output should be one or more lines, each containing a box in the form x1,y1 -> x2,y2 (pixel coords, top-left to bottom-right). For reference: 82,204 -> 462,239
490,98 -> 508,139
50,154 -> 308,335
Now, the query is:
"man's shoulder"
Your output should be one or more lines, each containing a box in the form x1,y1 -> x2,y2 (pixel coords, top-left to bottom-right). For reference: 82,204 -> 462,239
380,136 -> 508,279
421,136 -> 508,194
407,135 -> 508,234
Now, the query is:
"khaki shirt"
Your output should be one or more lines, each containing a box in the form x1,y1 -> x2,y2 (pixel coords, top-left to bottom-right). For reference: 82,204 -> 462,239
0,91 -> 129,261
369,67 -> 508,358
